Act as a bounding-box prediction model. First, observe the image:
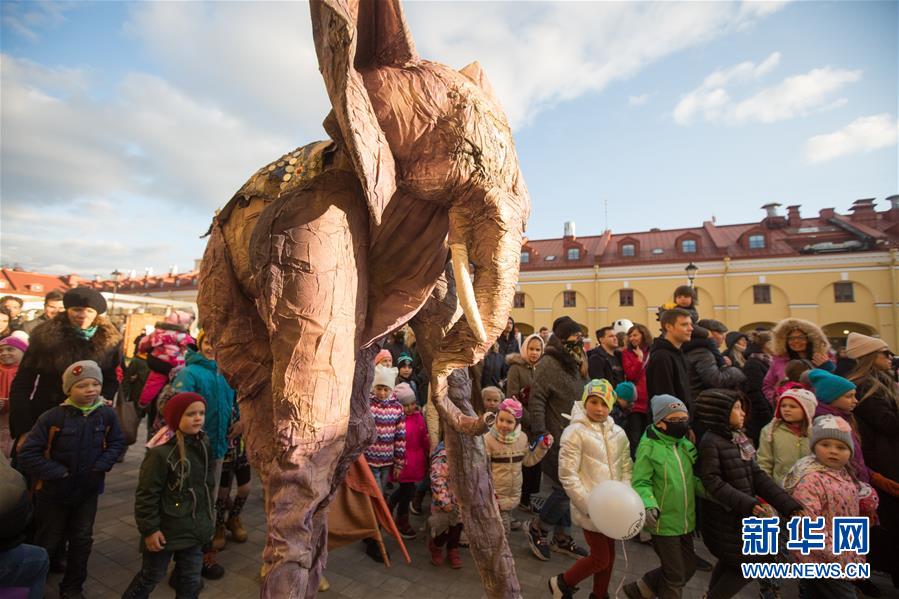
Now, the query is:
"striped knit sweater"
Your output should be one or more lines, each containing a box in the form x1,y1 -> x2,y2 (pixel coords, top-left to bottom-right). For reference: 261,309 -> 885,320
364,393 -> 406,469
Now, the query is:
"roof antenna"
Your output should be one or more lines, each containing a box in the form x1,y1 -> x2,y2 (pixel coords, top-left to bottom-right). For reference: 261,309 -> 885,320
604,197 -> 609,232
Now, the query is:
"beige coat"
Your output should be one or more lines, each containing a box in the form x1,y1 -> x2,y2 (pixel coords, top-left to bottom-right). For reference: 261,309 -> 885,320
558,402 -> 633,533
484,427 -> 549,511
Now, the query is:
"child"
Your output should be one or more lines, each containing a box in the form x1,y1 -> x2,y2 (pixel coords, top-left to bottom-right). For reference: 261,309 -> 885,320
807,369 -> 871,483
396,353 -> 418,395
624,395 -> 703,599
122,392 -> 214,599
374,349 -> 393,368
611,381 -> 636,430
481,386 -> 503,414
212,398 -> 251,550
484,398 -> 552,535
0,333 -> 28,457
549,379 -> 632,599
19,360 -> 125,599
658,286 -> 699,325
364,364 -> 405,493
138,311 -> 194,410
784,415 -> 880,599
757,387 -> 817,485
694,389 -> 803,599
428,441 -> 464,568
388,383 -> 428,539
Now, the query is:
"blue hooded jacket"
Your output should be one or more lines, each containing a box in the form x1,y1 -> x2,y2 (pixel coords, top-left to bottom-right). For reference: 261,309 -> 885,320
173,349 -> 236,460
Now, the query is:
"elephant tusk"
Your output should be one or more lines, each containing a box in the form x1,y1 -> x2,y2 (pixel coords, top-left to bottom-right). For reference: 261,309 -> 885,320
450,243 -> 488,345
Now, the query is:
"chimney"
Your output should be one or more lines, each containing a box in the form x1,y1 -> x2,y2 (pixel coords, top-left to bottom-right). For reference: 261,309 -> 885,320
850,198 -> 877,225
761,203 -> 786,229
886,195 -> 899,222
761,203 -> 781,218
169,265 -> 179,277
820,207 -> 835,220
786,205 -> 801,227
563,221 -> 576,240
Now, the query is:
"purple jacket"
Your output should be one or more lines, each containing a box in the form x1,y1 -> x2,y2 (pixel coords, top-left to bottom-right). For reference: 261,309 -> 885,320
394,411 -> 428,483
814,402 -> 870,483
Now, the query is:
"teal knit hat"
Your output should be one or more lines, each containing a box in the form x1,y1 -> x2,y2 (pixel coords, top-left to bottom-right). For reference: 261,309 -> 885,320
807,369 -> 856,404
614,381 -> 636,404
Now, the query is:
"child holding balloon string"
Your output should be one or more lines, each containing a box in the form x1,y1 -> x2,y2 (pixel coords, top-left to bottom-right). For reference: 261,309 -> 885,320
550,379 -> 633,599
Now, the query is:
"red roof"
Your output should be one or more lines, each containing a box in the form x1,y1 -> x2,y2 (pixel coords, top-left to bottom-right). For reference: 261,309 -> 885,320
0,269 -> 70,296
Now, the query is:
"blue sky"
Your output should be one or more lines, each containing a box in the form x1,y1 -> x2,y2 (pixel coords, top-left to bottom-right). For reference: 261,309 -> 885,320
1,1 -> 896,275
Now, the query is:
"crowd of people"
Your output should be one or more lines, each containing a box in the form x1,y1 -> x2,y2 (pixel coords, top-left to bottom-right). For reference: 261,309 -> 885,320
2,283 -> 899,599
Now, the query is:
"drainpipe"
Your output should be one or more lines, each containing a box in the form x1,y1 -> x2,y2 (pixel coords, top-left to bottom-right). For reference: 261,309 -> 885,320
722,257 -> 730,329
593,264 -> 600,334
891,249 -> 899,348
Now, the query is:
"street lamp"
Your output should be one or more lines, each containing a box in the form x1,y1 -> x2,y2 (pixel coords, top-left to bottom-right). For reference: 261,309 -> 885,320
110,269 -> 123,317
685,262 -> 699,288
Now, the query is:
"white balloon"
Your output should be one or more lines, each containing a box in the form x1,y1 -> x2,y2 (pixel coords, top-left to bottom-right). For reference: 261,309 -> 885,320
587,480 -> 646,540
612,319 -> 634,335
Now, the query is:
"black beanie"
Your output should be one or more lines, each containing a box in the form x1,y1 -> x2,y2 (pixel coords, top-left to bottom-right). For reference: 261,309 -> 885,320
552,316 -> 583,340
63,287 -> 108,314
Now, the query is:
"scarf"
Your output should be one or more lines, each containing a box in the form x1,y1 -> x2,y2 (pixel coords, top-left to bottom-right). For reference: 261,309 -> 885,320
783,454 -> 852,493
731,430 -> 756,461
489,423 -> 521,444
63,397 -> 103,415
74,325 -> 98,340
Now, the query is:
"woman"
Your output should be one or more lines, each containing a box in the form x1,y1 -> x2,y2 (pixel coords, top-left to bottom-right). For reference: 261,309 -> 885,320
620,323 -> 652,455
741,330 -> 774,446
8,288 -> 122,446
846,333 -> 899,589
506,332 -> 545,510
723,332 -> 748,370
762,318 -> 833,403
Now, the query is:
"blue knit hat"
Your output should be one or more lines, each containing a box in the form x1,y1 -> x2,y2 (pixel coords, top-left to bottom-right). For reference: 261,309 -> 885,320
807,369 -> 856,404
651,394 -> 689,424
614,381 -> 636,404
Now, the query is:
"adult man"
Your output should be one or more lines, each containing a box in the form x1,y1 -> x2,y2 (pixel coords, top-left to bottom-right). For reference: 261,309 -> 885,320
682,320 -> 745,399
646,309 -> 694,413
587,326 -> 624,385
21,291 -> 65,335
538,327 -> 551,344
497,316 -> 520,355
0,297 -> 24,332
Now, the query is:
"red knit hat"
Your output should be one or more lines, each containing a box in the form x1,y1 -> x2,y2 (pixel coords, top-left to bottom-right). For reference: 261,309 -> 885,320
164,392 -> 206,430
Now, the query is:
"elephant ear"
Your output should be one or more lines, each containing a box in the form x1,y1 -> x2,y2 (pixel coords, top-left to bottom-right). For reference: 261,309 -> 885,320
310,0 -> 418,226
459,61 -> 498,101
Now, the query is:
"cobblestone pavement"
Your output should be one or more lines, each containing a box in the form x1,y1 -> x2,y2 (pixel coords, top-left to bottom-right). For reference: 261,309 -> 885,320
42,427 -> 898,599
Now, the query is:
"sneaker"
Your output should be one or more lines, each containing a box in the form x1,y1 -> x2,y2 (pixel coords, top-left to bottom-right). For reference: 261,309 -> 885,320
695,555 -> 713,572
201,550 -> 225,580
525,521 -> 551,561
622,582 -> 645,599
212,523 -> 227,550
318,576 -> 330,592
548,574 -> 578,599
517,502 -> 533,514
530,495 -> 547,513
458,530 -> 469,548
397,515 -> 417,540
428,537 -> 444,566
447,547 -> 462,569
550,535 -> 588,559
226,516 -> 248,543
410,490 -> 425,515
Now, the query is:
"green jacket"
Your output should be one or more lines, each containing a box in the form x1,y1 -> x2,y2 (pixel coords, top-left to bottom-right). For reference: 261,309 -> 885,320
134,433 -> 214,552
757,421 -> 810,486
632,425 -> 705,536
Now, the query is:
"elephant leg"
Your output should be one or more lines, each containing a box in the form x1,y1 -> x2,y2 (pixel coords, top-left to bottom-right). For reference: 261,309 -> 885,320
252,182 -> 369,599
444,370 -> 520,599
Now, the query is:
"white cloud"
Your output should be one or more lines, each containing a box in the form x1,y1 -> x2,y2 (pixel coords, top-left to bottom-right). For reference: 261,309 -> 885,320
1,1 -> 75,41
805,113 -> 899,164
629,94 -> 651,106
674,53 -> 860,125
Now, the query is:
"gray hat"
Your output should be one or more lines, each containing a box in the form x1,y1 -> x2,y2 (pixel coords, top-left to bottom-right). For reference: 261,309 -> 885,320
62,360 -> 103,394
697,319 -> 728,334
651,394 -> 689,424
810,414 -> 854,456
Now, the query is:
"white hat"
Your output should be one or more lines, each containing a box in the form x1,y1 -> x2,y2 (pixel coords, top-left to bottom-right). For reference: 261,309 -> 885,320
371,365 -> 398,392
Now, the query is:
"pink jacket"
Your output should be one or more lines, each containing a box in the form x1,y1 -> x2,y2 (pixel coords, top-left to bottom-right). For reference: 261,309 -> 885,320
394,411 -> 428,483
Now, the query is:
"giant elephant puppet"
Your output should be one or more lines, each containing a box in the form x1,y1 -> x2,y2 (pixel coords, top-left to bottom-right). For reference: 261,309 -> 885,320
197,0 -> 529,597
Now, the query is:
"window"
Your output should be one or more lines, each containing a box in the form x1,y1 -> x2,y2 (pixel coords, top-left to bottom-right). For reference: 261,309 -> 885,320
753,284 -> 771,304
834,282 -> 854,303
681,239 -> 697,253
652,248 -> 664,255
621,244 -> 635,257
619,289 -> 634,307
513,292 -> 525,309
29,284 -> 43,292
748,234 -> 766,249
520,251 -> 530,264
563,291 -> 577,307
545,255 -> 556,262
567,248 -> 580,261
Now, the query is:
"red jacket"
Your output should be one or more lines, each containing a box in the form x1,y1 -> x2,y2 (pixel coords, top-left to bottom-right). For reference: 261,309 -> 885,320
621,347 -> 649,414
394,411 -> 429,483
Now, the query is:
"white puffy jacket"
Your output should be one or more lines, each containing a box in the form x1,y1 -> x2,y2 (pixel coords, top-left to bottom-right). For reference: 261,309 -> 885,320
558,402 -> 633,533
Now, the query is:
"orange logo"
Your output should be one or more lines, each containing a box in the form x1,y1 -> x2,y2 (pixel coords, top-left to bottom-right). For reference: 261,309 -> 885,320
73,365 -> 83,376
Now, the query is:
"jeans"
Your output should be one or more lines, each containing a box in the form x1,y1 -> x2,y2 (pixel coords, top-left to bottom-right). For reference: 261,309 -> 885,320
122,545 -> 203,599
370,465 -> 391,496
0,543 -> 49,599
563,529 -> 616,597
642,534 -> 697,599
799,578 -> 858,599
706,560 -> 750,599
32,493 -> 98,595
538,484 -> 571,535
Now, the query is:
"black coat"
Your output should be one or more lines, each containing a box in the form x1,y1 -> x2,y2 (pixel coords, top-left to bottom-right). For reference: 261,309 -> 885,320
696,390 -> 802,565
741,349 -> 772,446
0,458 -> 31,551
683,336 -> 745,399
9,315 -> 122,440
587,347 -> 624,386
646,337 -> 693,412
481,351 -> 509,391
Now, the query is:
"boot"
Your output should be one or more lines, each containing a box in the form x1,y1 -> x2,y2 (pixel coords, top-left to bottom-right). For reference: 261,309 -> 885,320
397,514 -> 416,539
447,547 -> 462,569
410,489 -> 425,515
213,523 -> 227,551
548,573 -> 578,599
201,550 -> 225,580
318,576 -> 330,592
428,536 -> 444,566
226,516 -> 248,543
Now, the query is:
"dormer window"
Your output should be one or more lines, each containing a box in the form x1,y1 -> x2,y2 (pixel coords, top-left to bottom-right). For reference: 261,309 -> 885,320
681,239 -> 696,253
520,251 -> 530,264
621,244 -> 635,257
749,234 -> 766,249
567,248 -> 580,261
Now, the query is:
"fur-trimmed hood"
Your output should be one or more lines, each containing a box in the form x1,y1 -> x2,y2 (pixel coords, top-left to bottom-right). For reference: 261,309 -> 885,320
506,352 -> 532,369
543,343 -> 582,375
771,318 -> 830,358
26,314 -> 122,375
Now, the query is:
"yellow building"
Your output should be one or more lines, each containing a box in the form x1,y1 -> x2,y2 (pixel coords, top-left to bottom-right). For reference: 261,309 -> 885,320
513,198 -> 899,348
